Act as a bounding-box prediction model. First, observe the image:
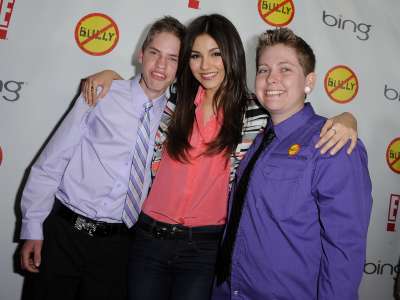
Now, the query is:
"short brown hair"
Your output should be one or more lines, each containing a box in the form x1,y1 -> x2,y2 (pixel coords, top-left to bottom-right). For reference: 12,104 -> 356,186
256,28 -> 315,76
141,16 -> 186,51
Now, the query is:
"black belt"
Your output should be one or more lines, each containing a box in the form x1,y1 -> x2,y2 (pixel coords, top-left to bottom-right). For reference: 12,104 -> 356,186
56,201 -> 128,237
135,213 -> 224,241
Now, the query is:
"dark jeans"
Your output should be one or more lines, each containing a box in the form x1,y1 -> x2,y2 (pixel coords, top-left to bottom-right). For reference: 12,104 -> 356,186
31,206 -> 129,300
127,216 -> 222,300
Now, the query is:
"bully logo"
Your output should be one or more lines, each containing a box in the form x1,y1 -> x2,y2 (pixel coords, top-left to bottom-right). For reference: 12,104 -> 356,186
386,138 -> 400,174
0,79 -> 24,101
75,13 -> 119,56
0,0 -> 16,40
387,194 -> 400,232
324,65 -> 358,104
258,0 -> 295,27
322,10 -> 372,41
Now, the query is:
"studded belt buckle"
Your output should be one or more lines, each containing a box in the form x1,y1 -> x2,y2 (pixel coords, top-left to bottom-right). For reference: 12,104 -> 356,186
152,226 -> 168,239
74,216 -> 97,236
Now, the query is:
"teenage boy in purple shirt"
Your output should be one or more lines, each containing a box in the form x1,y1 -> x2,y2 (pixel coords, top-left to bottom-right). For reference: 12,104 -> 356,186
214,28 -> 372,300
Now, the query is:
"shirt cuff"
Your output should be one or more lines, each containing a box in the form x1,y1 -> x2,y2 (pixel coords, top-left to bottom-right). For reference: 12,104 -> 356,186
20,220 -> 44,240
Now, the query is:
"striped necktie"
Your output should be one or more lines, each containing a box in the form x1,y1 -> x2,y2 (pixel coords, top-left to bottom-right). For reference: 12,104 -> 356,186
122,100 -> 153,228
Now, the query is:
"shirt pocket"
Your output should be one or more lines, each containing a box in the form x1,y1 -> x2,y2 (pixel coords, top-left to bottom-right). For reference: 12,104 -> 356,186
256,155 -> 306,220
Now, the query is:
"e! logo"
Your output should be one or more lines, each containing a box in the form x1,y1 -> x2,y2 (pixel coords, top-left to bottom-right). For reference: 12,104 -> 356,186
188,0 -> 200,9
387,194 -> 400,232
0,0 -> 15,39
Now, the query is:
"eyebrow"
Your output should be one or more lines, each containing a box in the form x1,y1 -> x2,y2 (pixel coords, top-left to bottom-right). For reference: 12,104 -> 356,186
258,61 -> 296,67
191,47 -> 220,53
148,46 -> 178,58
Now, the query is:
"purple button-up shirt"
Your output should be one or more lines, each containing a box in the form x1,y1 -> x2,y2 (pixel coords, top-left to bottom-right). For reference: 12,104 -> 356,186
213,103 -> 372,300
20,75 -> 167,240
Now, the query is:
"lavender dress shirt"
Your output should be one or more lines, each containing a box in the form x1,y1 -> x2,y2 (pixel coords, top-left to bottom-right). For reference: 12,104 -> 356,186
212,103 -> 372,300
20,75 -> 167,240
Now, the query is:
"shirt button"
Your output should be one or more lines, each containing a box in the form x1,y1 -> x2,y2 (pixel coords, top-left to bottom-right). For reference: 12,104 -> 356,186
233,290 -> 239,296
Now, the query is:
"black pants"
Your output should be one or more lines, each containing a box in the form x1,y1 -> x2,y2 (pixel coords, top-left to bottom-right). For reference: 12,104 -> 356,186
127,214 -> 222,300
32,207 -> 129,300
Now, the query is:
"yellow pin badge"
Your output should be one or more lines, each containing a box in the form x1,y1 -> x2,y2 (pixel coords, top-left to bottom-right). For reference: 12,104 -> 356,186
288,143 -> 301,156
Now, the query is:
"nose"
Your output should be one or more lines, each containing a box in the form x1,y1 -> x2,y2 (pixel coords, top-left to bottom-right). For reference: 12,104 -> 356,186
200,57 -> 209,70
267,69 -> 279,84
156,55 -> 167,69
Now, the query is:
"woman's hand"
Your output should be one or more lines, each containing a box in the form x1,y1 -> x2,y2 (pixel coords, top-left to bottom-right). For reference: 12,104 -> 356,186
82,70 -> 123,106
315,112 -> 358,155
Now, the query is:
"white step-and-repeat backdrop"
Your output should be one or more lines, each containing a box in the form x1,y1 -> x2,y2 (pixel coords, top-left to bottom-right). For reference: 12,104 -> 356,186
1,1 -> 399,299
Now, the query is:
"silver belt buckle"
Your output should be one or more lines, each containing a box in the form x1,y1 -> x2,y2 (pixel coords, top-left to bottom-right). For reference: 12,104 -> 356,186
74,216 -> 97,236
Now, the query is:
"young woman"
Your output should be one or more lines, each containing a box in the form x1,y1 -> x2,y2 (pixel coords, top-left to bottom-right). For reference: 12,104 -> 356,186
82,15 -> 358,300
214,28 -> 372,300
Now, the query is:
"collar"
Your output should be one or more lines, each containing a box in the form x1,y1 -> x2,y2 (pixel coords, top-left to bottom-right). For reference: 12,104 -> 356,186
194,85 -> 205,106
131,74 -> 167,111
193,85 -> 224,125
273,103 -> 315,141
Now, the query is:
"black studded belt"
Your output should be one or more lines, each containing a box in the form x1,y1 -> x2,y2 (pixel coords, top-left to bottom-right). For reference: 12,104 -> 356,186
56,200 -> 128,237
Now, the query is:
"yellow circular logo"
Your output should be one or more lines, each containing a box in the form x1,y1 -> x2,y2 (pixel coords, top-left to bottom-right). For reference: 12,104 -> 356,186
324,65 -> 359,104
386,138 -> 400,174
288,143 -> 301,156
74,13 -> 119,56
258,0 -> 295,27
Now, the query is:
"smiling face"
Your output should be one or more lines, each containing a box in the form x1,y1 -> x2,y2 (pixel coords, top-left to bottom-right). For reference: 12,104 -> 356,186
255,43 -> 315,124
139,31 -> 181,100
189,34 -> 226,98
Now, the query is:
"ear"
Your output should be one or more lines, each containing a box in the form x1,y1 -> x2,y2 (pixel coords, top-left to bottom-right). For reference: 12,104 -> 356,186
305,72 -> 316,92
138,50 -> 144,64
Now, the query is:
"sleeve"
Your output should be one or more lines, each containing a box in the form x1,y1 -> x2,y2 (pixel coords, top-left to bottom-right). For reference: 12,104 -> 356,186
20,96 -> 91,240
311,140 -> 373,300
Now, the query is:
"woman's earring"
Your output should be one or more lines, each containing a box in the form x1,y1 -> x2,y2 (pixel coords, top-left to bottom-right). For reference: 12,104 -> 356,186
304,86 -> 311,94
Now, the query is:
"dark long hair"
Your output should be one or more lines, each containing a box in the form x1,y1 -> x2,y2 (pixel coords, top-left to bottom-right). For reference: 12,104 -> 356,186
166,14 -> 249,162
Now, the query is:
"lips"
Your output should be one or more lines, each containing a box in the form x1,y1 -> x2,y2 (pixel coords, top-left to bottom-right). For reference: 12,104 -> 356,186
151,71 -> 166,80
200,72 -> 218,80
